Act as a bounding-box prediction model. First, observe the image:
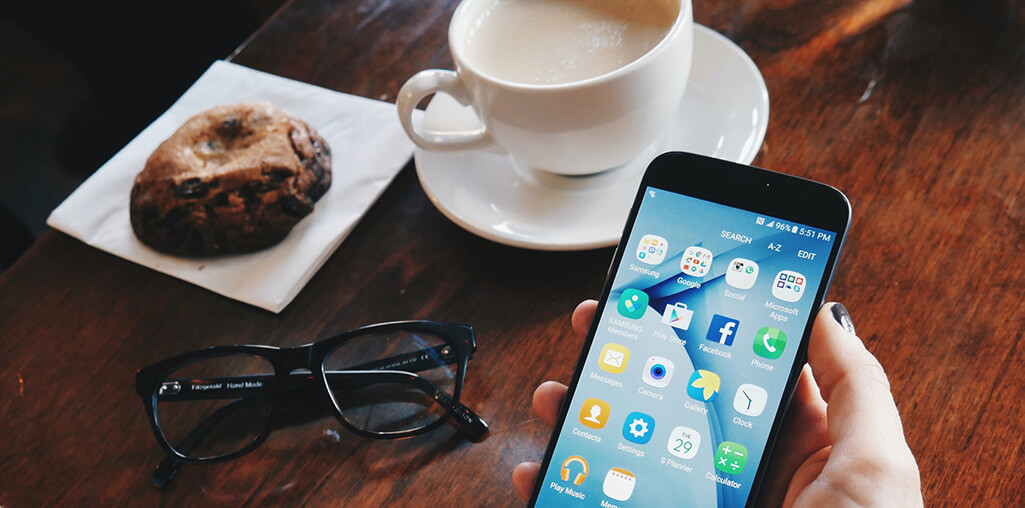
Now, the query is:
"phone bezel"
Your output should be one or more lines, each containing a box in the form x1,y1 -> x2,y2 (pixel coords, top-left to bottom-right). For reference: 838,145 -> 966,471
528,151 -> 852,507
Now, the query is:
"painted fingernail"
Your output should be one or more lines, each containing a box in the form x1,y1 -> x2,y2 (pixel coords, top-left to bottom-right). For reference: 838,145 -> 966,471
831,303 -> 857,335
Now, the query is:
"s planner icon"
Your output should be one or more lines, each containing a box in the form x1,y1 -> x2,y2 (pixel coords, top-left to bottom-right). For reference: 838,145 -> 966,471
636,234 -> 668,265
618,289 -> 648,319
706,314 -> 740,346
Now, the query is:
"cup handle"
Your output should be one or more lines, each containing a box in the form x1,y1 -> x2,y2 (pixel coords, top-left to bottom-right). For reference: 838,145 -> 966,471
397,70 -> 491,151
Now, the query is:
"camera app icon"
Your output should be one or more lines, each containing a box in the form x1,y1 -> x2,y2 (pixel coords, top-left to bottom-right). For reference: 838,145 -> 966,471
642,356 -> 674,388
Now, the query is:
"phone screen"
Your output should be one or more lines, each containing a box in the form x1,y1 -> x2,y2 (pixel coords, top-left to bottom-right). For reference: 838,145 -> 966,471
533,183 -> 842,507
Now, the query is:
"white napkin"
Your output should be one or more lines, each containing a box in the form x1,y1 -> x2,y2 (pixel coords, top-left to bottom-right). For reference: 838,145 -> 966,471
47,60 -> 419,313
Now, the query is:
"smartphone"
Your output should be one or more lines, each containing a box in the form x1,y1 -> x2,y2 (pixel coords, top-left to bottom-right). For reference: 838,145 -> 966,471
528,152 -> 851,507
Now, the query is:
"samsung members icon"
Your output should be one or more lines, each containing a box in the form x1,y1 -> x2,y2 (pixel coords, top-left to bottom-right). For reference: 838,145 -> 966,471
617,288 -> 648,319
725,258 -> 759,289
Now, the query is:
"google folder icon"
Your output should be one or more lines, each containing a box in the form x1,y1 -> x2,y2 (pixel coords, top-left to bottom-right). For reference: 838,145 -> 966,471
662,303 -> 693,330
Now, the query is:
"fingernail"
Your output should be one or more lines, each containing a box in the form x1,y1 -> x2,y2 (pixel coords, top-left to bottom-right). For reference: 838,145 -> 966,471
831,303 -> 857,335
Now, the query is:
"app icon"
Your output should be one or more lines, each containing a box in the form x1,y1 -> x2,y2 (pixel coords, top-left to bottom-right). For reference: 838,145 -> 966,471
753,326 -> 787,360
636,234 -> 668,265
579,397 -> 611,429
715,441 -> 748,475
772,270 -> 806,302
603,468 -> 636,501
687,369 -> 721,402
667,426 -> 701,459
642,356 -> 675,388
733,383 -> 768,417
560,456 -> 589,485
622,411 -> 656,444
681,246 -> 713,277
726,258 -> 759,290
598,343 -> 630,374
617,289 -> 649,319
661,302 -> 693,330
706,314 -> 740,346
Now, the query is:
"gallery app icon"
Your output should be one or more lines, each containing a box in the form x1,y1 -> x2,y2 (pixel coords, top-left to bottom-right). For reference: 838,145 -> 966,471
667,426 -> 701,459
726,258 -> 759,289
579,397 -> 612,429
706,314 -> 740,346
661,302 -> 693,330
733,383 -> 768,417
773,270 -> 806,302
753,327 -> 787,360
598,343 -> 630,374
715,441 -> 749,475
622,411 -> 656,444
642,356 -> 675,388
603,468 -> 636,501
617,289 -> 648,319
636,234 -> 668,265
681,246 -> 713,277
687,369 -> 721,402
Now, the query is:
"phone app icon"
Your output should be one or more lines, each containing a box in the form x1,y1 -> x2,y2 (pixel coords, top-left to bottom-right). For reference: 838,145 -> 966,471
560,456 -> 589,485
706,314 -> 740,346
726,258 -> 759,290
622,411 -> 656,444
753,326 -> 787,360
579,398 -> 612,429
687,369 -> 721,402
667,426 -> 701,459
681,246 -> 713,277
636,234 -> 668,265
617,289 -> 648,319
642,356 -> 674,388
598,343 -> 630,374
773,270 -> 806,302
715,441 -> 749,475
734,383 -> 768,417
661,302 -> 693,330
603,468 -> 636,501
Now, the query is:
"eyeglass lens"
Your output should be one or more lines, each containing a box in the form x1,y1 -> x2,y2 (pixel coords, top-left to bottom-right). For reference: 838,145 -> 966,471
323,330 -> 456,434
156,353 -> 276,460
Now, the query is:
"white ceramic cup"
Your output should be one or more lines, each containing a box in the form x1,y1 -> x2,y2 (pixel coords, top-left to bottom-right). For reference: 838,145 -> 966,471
397,0 -> 693,176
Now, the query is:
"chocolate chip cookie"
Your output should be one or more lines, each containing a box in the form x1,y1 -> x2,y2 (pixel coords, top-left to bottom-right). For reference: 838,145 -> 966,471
130,102 -> 331,256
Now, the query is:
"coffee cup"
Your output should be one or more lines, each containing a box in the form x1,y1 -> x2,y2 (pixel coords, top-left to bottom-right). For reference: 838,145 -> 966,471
397,0 -> 693,176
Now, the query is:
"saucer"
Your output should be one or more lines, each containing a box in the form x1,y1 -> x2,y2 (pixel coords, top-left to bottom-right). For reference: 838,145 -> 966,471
414,24 -> 769,251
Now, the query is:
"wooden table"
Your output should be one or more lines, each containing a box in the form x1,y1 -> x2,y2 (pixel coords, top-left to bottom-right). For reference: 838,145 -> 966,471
1,0 -> 1022,505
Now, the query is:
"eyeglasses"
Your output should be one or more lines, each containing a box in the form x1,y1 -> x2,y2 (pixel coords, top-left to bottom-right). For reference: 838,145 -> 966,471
136,321 -> 488,488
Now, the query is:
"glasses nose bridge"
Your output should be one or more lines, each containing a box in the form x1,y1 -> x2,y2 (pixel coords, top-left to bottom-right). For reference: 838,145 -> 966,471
278,344 -> 317,373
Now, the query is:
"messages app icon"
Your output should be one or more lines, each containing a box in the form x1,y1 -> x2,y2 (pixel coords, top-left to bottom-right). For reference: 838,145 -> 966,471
599,343 -> 630,374
617,289 -> 648,319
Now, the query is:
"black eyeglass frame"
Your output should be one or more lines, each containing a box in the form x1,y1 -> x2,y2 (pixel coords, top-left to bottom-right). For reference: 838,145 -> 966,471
136,320 -> 486,469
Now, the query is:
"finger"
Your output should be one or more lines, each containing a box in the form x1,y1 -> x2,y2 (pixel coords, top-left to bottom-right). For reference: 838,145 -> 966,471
512,462 -> 541,501
756,365 -> 829,506
532,381 -> 568,427
571,300 -> 598,336
807,303 -> 914,461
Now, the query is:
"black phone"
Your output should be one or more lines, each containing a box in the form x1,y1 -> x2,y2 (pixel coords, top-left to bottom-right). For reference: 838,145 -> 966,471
528,152 -> 851,507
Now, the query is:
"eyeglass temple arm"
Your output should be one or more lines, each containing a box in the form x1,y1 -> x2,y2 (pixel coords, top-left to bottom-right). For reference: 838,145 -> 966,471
157,344 -> 459,402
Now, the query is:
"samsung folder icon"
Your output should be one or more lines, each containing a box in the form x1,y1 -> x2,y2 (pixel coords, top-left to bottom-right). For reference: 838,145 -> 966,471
661,303 -> 693,330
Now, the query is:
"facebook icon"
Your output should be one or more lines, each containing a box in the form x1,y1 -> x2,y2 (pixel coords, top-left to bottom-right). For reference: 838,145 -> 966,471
706,314 -> 740,346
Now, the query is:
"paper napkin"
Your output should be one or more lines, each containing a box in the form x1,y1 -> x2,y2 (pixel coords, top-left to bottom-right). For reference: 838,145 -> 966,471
47,60 -> 419,313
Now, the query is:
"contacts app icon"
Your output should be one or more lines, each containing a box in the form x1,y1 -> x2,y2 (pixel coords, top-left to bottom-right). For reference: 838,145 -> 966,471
579,398 -> 611,429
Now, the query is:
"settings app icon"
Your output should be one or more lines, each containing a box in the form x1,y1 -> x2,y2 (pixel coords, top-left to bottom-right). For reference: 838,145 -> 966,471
621,411 -> 655,444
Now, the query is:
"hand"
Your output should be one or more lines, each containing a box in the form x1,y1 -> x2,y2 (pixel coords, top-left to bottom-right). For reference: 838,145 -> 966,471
511,300 -> 923,507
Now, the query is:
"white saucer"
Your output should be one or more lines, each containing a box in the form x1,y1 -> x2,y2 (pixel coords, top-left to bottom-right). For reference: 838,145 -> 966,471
414,24 -> 769,251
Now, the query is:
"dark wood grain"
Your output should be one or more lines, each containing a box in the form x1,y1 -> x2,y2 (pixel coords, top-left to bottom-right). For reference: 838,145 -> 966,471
1,0 -> 1023,505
